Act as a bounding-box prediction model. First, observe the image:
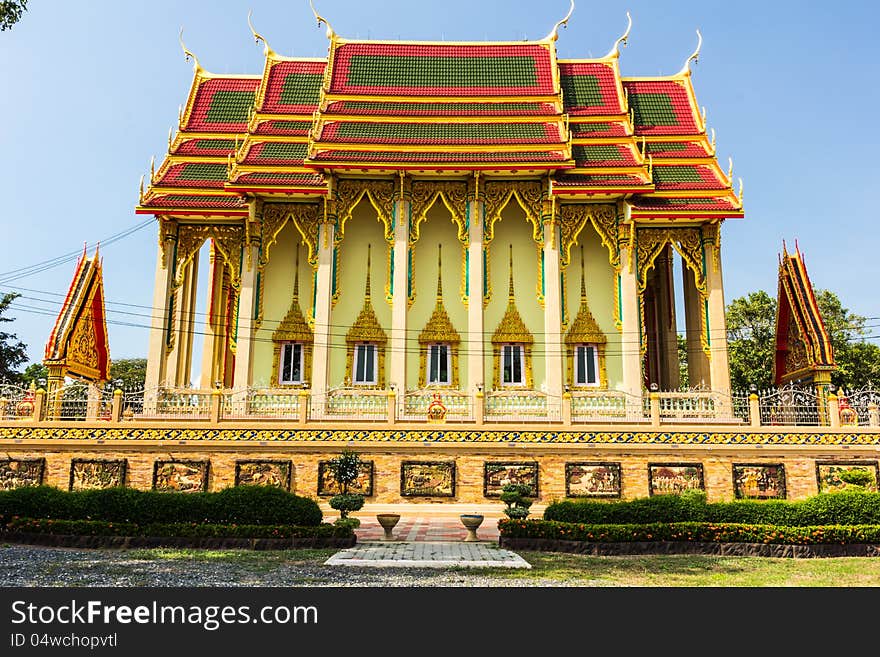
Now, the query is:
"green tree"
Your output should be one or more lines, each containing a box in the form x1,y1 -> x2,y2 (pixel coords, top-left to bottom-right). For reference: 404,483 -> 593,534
725,290 -> 777,391
109,358 -> 147,390
326,450 -> 365,527
725,288 -> 880,392
0,293 -> 28,382
20,362 -> 48,387
0,0 -> 28,31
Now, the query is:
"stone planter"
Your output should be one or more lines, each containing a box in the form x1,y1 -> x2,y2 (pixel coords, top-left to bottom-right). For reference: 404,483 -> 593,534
460,514 -> 484,542
376,513 -> 401,541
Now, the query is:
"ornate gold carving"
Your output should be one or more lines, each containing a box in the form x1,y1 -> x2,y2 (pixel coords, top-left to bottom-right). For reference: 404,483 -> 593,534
261,203 -> 321,268
559,204 -> 619,272
334,179 -> 395,246
345,245 -> 388,389
159,218 -> 178,269
174,224 -> 244,291
410,181 -> 468,245
418,245 -> 461,389
270,247 -> 314,386
702,221 -> 722,273
483,181 -> 544,247
565,247 -> 608,389
491,245 -> 534,390
68,308 -> 100,375
784,315 -> 809,377
636,227 -> 705,296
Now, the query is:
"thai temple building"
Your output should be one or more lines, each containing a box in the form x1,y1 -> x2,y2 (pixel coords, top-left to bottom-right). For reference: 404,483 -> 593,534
1,3 -> 877,505
135,6 -> 741,413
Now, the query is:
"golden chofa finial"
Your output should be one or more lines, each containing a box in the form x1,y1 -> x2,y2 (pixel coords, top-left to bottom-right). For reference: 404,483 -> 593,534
738,177 -> 744,205
167,126 -> 174,151
727,156 -> 734,183
545,0 -> 575,42
150,155 -> 156,183
308,0 -> 335,39
178,27 -> 203,74
138,175 -> 145,205
247,10 -> 275,57
710,127 -> 716,152
678,29 -> 702,76
604,11 -> 632,58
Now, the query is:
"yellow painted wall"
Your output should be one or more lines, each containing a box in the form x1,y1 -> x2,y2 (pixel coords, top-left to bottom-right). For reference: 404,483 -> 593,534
251,223 -> 314,388
329,201 -> 392,387
563,222 -> 622,388
483,204 -> 545,391
406,204 -> 468,391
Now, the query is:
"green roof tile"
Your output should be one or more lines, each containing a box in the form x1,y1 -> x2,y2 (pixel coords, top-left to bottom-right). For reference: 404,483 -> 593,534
280,73 -> 323,106
205,91 -> 255,124
629,92 -> 679,127
561,74 -> 603,108
346,55 -> 538,88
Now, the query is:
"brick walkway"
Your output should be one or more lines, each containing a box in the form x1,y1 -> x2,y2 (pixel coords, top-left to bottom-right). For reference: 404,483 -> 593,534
353,515 -> 501,543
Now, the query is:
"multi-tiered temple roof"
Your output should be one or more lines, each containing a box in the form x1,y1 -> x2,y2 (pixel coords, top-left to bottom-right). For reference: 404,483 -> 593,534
137,7 -> 743,220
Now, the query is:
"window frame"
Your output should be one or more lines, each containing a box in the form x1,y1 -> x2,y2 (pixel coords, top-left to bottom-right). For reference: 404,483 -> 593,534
427,343 -> 452,386
278,342 -> 304,385
574,343 -> 601,387
501,343 -> 525,387
353,342 -> 378,385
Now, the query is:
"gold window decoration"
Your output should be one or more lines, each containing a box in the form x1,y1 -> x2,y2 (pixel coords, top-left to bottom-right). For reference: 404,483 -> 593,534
418,244 -> 461,389
491,244 -> 534,390
345,244 -> 388,388
271,246 -> 313,386
565,246 -> 608,389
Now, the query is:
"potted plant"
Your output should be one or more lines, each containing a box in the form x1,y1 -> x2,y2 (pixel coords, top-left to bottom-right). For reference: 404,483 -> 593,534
326,450 -> 366,529
500,483 -> 534,520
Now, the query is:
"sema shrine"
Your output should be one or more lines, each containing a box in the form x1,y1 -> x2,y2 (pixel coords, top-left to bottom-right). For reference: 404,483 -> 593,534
1,2 -> 878,508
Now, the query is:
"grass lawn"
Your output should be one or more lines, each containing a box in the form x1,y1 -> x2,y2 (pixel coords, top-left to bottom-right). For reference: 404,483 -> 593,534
125,547 -> 880,586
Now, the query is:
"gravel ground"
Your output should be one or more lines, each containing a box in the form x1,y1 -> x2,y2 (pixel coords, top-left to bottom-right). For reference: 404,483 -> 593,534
0,544 -> 576,587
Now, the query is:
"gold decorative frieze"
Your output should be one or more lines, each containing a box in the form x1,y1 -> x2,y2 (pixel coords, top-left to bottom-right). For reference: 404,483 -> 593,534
418,245 -> 461,389
335,179 -> 395,245
636,227 -> 705,296
345,245 -> 388,389
565,248 -> 608,389
270,247 -> 314,386
559,204 -> 619,272
261,203 -> 320,268
483,181 -> 544,247
174,224 -> 244,290
702,221 -> 722,273
410,181 -> 468,245
491,245 -> 534,390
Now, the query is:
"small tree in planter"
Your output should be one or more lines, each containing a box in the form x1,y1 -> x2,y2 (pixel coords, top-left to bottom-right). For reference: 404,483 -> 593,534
326,450 -> 365,528
500,483 -> 534,520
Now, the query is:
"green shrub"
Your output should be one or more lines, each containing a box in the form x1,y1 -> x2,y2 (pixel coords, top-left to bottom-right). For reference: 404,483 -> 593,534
499,519 -> 880,545
544,492 -> 880,527
0,486 -> 322,526
4,517 -> 352,539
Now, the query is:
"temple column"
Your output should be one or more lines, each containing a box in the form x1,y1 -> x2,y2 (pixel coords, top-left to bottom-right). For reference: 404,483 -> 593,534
310,199 -> 336,401
654,246 -> 680,389
165,254 -> 198,388
703,223 -> 732,399
683,260 -> 710,389
390,184 -> 410,392
145,231 -> 175,392
466,178 -> 485,398
199,244 -> 224,390
232,240 -> 260,392
542,198 -> 563,402
618,220 -> 643,409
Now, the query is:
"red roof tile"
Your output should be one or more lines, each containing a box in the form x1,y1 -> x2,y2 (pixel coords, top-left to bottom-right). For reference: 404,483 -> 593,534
554,173 -> 649,188
261,60 -> 326,114
644,140 -> 710,158
141,193 -> 247,209
328,43 -> 555,97
155,162 -> 228,189
559,62 -> 623,115
308,149 -> 569,164
173,138 -> 237,156
317,121 -> 563,146
253,120 -> 313,136
652,164 -> 726,190
629,196 -> 739,211
241,141 -> 308,166
569,121 -> 629,137
623,80 -> 699,135
572,143 -> 639,167
184,77 -> 260,132
324,100 -> 559,117
231,172 -> 325,186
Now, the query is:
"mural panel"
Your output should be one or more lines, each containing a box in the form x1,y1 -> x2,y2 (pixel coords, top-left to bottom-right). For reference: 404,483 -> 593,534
401,461 -> 456,497
816,461 -> 879,493
484,462 -> 539,498
565,462 -> 622,498
152,460 -> 209,493
234,460 -> 292,491
69,459 -> 127,491
648,463 -> 704,496
0,458 -> 44,490
732,463 -> 786,499
317,461 -> 374,497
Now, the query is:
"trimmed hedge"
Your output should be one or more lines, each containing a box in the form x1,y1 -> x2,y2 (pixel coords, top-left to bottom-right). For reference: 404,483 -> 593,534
544,492 -> 880,527
0,486 -> 322,527
3,518 -> 352,539
499,519 -> 880,546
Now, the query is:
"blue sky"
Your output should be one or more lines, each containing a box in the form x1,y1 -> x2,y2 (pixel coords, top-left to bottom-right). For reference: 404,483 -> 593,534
1,0 -> 878,365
